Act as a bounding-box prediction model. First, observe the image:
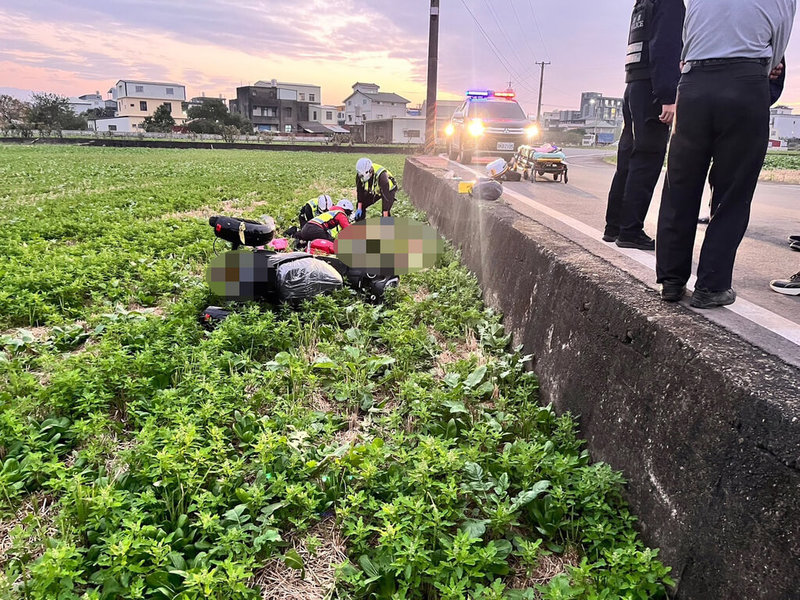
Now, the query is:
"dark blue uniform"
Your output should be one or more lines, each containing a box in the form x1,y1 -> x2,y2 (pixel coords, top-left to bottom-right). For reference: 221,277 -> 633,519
604,0 -> 685,248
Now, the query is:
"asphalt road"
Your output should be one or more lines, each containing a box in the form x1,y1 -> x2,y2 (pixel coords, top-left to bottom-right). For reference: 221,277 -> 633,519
445,148 -> 800,364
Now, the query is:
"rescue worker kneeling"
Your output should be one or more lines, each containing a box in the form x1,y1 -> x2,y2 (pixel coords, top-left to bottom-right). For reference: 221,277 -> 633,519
299,194 -> 334,227
354,157 -> 397,221
296,200 -> 354,243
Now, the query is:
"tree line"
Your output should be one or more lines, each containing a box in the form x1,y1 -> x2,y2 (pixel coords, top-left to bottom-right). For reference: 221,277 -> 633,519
0,93 -> 253,137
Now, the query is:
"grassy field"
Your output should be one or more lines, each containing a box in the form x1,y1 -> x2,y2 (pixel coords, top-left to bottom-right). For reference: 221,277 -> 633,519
0,146 -> 672,599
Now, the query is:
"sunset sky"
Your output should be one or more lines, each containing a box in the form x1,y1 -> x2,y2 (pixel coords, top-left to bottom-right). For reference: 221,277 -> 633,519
2,0 -> 800,115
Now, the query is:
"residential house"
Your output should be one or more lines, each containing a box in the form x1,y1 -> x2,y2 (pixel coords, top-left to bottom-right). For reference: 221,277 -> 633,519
343,82 -> 409,126
770,105 -> 800,140
301,104 -> 348,135
186,94 -> 228,112
68,92 -> 107,115
109,80 -> 187,131
230,80 -> 321,133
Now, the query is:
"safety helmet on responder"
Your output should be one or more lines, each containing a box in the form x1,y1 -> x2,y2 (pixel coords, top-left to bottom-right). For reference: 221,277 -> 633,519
317,194 -> 333,211
338,199 -> 354,214
356,157 -> 373,183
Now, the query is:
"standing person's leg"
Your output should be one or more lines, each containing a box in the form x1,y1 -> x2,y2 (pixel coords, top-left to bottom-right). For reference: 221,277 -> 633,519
604,84 -> 633,242
656,70 -> 715,291
617,80 -> 671,246
695,62 -> 770,296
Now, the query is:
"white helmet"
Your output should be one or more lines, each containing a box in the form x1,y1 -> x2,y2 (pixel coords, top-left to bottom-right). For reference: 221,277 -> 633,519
338,199 -> 354,214
486,158 -> 507,176
356,157 -> 373,182
317,194 -> 333,211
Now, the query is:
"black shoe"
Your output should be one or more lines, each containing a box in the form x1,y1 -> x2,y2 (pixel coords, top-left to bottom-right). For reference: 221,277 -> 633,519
788,235 -> 800,244
769,271 -> 800,296
690,288 -> 736,309
602,227 -> 618,243
661,282 -> 686,302
790,241 -> 800,252
616,233 -> 655,251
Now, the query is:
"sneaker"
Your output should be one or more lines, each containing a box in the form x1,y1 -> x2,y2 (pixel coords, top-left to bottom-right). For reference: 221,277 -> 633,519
690,288 -> 736,309
788,235 -> 800,244
660,282 -> 686,302
769,271 -> 800,296
616,233 -> 655,251
790,241 -> 800,252
602,227 -> 618,243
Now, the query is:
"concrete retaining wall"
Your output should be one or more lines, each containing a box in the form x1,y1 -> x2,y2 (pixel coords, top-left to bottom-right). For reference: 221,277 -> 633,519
403,157 -> 800,600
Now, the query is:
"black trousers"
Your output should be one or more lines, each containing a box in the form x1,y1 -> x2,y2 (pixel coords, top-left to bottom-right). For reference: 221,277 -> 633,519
357,188 -> 396,221
296,223 -> 333,242
656,60 -> 770,291
605,80 -> 671,239
298,204 -> 315,227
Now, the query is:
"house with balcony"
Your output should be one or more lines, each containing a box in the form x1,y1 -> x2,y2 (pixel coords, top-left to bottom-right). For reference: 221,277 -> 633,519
230,80 -> 323,133
103,80 -> 187,131
343,82 -> 409,126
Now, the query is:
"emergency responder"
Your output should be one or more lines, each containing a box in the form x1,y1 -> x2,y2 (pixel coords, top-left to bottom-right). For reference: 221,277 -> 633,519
354,157 -> 397,220
602,0 -> 685,251
299,194 -> 333,227
656,0 -> 795,308
295,200 -> 354,243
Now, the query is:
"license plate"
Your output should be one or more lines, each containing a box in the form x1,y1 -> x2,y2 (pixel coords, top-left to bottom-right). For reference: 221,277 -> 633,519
497,142 -> 514,151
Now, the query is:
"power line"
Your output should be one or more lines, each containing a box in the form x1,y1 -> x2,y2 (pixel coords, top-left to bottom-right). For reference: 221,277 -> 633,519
509,0 -> 541,64
481,0 -> 539,81
457,0 -> 541,95
527,0 -> 551,61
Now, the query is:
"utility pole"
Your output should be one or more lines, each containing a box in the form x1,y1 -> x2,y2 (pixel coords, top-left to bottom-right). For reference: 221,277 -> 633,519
535,61 -> 550,124
424,0 -> 440,155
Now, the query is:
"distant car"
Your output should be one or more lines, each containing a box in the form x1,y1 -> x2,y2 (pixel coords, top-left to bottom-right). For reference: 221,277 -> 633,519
445,90 -> 538,163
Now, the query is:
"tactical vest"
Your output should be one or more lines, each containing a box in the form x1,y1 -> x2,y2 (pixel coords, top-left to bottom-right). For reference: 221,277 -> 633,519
310,209 -> 346,238
366,164 -> 397,196
625,0 -> 654,83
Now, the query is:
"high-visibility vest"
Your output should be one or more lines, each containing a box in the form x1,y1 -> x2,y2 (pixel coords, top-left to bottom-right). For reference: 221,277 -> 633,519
366,163 -> 397,196
305,197 -> 325,217
309,209 -> 346,238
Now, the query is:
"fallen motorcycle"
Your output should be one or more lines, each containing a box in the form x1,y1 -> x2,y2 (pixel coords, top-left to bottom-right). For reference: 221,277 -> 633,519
201,215 -> 399,328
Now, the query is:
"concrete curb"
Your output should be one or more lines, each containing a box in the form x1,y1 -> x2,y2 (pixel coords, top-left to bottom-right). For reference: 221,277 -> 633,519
403,156 -> 800,600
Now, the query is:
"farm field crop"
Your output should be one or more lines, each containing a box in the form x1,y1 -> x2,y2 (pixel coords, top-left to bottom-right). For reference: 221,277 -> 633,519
0,146 -> 672,599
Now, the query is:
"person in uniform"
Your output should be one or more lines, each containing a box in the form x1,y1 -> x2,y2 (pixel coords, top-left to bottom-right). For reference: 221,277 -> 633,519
295,200 -> 354,243
656,0 -> 795,307
603,0 -> 685,251
354,157 -> 398,221
299,194 -> 334,227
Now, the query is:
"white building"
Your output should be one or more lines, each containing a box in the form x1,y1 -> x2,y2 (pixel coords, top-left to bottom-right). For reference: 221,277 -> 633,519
89,116 -> 135,132
343,82 -> 409,126
359,116 -> 425,144
111,80 -> 187,130
770,105 -> 800,140
68,92 -> 107,114
310,104 -> 341,127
